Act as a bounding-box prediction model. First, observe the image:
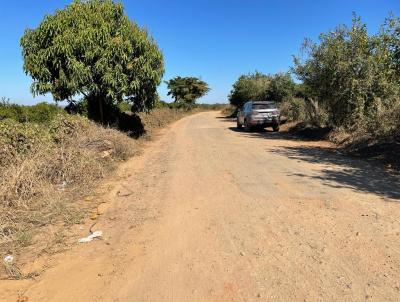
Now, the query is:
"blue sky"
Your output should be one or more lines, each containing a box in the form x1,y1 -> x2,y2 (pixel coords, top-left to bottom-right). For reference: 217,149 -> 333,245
0,0 -> 399,105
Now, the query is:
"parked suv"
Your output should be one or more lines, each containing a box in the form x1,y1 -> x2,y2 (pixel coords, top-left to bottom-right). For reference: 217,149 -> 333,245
237,101 -> 280,132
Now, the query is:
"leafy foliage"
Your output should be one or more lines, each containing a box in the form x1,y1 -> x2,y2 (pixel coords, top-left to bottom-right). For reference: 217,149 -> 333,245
21,0 -> 164,123
228,72 -> 296,108
279,98 -> 307,122
228,72 -> 270,108
0,100 -> 63,124
165,76 -> 210,106
293,14 -> 400,132
265,72 -> 295,103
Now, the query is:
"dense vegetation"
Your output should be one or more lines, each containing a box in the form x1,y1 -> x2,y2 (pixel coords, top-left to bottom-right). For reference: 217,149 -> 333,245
21,0 -> 164,124
165,76 -> 210,107
0,107 -> 136,271
228,72 -> 296,108
293,14 -> 400,136
229,14 -> 400,142
0,98 -> 63,122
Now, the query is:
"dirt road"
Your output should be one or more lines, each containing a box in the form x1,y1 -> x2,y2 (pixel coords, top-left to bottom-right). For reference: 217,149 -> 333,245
2,111 -> 400,301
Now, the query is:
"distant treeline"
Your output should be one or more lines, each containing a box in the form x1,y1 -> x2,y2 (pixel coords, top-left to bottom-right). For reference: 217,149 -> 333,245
0,98 -> 227,125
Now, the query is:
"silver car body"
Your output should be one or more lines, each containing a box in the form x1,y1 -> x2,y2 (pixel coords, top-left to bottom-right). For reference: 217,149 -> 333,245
237,101 -> 280,131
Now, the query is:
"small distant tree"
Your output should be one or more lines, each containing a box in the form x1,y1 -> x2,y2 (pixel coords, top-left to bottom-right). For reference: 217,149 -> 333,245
21,0 -> 164,123
165,77 -> 210,106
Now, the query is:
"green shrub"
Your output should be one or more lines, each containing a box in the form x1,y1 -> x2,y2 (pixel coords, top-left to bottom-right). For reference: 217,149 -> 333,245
0,99 -> 25,122
0,101 -> 63,124
293,14 -> 400,132
0,119 -> 51,164
118,101 -> 132,112
25,102 -> 63,123
48,114 -> 88,142
279,98 -> 307,122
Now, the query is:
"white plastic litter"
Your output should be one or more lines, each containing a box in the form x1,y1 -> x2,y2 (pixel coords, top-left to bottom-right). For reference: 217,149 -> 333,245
3,255 -> 14,263
58,180 -> 67,191
78,231 -> 103,243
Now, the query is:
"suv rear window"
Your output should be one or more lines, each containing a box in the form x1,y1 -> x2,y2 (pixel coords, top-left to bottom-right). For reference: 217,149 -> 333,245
252,103 -> 276,110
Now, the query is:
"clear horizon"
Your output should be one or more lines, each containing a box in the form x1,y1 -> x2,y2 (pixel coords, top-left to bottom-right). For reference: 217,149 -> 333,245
0,0 -> 399,105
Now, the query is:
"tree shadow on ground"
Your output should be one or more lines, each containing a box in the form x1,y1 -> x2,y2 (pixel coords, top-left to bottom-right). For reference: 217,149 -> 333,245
116,112 -> 146,138
216,116 -> 237,123
65,102 -> 146,138
227,126 -> 302,141
220,118 -> 400,200
271,145 -> 400,200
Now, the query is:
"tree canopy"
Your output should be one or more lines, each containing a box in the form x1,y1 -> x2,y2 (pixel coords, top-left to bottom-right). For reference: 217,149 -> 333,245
228,72 -> 269,108
265,72 -> 295,104
228,72 -> 295,108
21,0 -> 164,123
165,77 -> 210,105
293,14 -> 400,130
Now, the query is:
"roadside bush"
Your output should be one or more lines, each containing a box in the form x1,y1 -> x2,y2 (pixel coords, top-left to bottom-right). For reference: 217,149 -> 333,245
228,72 -> 298,109
0,101 -> 203,262
228,72 -> 271,108
0,113 -> 137,251
155,100 -> 172,109
0,100 -> 63,124
0,99 -> 24,122
293,14 -> 400,135
265,72 -> 295,103
118,101 -> 133,113
279,98 -> 307,122
64,100 -> 88,116
0,119 -> 51,165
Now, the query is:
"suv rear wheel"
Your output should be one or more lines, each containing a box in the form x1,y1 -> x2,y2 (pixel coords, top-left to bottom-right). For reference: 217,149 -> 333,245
237,119 -> 242,129
244,119 -> 251,132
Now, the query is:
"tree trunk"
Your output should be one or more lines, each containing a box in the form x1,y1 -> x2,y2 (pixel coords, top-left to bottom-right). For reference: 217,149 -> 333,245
87,94 -> 106,124
99,97 -> 104,125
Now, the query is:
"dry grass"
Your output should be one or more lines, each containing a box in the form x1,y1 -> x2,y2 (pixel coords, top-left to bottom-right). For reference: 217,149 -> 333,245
138,107 -> 199,133
0,114 -> 137,277
0,107 -> 197,279
220,105 -> 236,117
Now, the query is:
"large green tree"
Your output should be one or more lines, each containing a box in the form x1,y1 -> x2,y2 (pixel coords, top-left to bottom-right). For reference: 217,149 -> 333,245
165,77 -> 210,105
21,0 -> 164,123
228,72 -> 270,108
228,71 -> 295,108
293,14 -> 400,130
265,72 -> 295,103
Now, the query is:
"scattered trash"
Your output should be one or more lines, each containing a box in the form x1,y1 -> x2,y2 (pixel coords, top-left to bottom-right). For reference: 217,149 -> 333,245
78,231 -> 103,243
58,180 -> 67,191
4,255 -> 14,263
